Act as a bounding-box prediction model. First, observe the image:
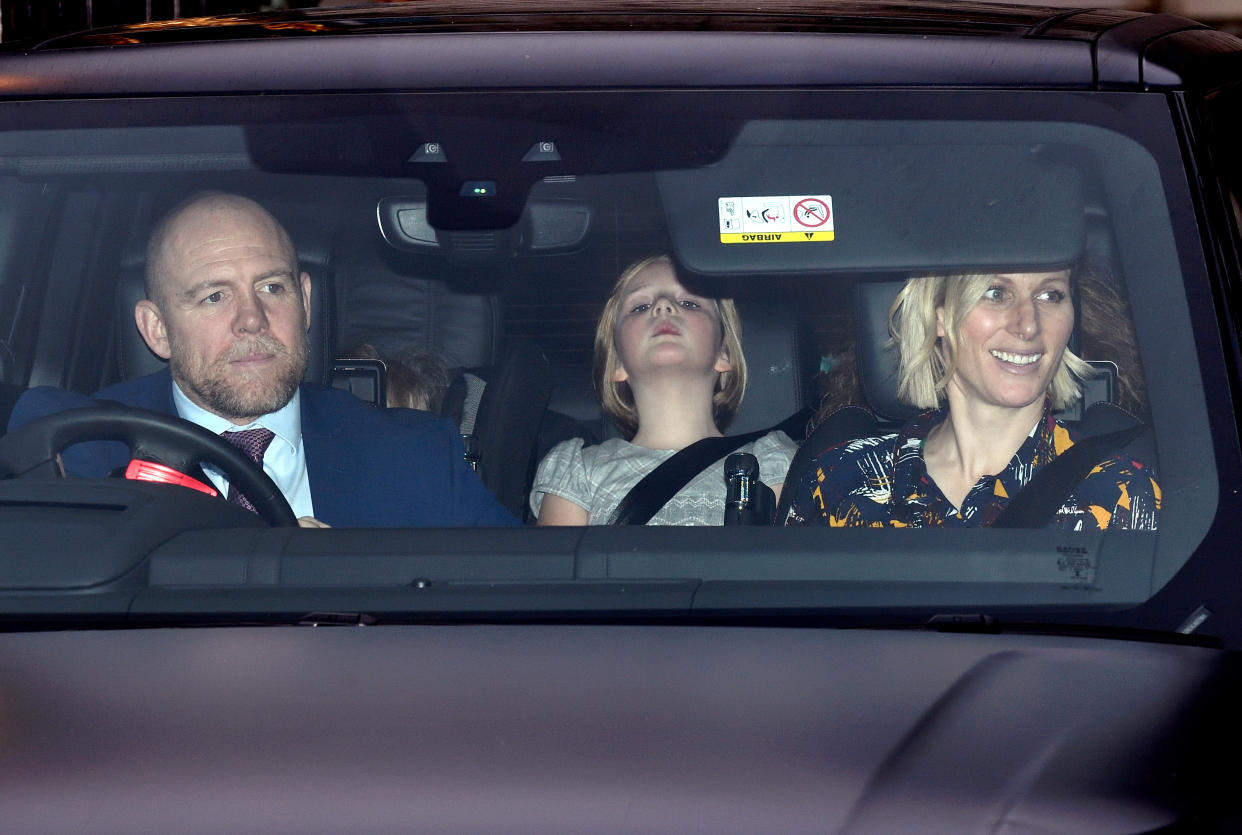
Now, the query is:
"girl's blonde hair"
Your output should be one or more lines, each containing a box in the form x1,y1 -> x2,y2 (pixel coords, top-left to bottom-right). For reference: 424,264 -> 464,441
892,272 -> 1091,410
592,254 -> 747,440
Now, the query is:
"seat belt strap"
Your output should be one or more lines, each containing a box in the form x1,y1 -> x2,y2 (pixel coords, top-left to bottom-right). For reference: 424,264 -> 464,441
610,409 -> 810,526
610,433 -> 763,526
991,423 -> 1145,529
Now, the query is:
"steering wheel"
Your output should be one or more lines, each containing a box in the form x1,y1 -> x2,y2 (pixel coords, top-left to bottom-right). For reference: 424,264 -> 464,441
0,405 -> 298,527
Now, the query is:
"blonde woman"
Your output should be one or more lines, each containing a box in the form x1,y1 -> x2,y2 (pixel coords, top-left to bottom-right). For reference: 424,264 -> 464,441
787,269 -> 1159,529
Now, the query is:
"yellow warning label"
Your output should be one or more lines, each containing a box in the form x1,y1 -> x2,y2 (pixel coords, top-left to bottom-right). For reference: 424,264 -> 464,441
720,231 -> 836,244
718,194 -> 835,243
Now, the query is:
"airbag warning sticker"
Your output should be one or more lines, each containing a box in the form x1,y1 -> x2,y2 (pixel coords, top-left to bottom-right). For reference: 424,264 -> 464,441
718,195 -> 834,244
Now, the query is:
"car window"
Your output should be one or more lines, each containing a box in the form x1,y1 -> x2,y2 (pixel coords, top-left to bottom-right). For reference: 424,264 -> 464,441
0,83 -> 1230,620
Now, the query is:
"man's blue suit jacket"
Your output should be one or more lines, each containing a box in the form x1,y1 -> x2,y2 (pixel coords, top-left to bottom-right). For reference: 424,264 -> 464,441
8,369 -> 518,528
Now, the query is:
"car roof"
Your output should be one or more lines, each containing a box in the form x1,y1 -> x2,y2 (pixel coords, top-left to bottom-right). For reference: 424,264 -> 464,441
24,0 -> 1152,44
2,0 -> 1240,95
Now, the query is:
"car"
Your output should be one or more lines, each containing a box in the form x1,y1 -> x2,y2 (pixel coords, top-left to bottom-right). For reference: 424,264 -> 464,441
1,0 -> 1241,831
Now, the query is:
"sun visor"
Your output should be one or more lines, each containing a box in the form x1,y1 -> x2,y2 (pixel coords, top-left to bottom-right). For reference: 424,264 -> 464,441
660,132 -> 1086,276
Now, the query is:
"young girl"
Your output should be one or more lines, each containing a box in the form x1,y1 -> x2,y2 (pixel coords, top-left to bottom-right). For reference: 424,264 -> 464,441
531,254 -> 797,526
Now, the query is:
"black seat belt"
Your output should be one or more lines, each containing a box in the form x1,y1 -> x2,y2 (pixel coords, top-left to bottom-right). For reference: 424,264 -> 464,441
610,409 -> 810,526
991,423 -> 1145,529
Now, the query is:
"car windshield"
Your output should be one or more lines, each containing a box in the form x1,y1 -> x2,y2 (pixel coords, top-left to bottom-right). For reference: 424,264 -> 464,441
0,75 -> 1224,627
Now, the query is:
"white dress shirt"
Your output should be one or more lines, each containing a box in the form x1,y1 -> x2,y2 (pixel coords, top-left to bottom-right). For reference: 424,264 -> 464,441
171,382 -> 315,518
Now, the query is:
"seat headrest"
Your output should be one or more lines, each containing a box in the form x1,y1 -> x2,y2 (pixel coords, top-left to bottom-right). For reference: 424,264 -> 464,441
728,299 -> 813,436
855,280 -> 920,423
331,215 -> 503,370
338,275 -> 501,371
115,257 -> 160,381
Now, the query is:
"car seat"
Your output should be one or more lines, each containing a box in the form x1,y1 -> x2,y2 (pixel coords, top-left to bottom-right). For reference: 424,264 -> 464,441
731,298 -> 817,439
332,222 -> 554,520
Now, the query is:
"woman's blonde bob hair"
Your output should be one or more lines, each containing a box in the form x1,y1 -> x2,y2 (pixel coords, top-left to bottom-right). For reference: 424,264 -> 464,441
593,254 -> 747,441
892,271 -> 1091,410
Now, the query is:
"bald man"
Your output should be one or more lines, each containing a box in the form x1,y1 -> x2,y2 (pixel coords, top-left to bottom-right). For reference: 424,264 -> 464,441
10,192 -> 517,528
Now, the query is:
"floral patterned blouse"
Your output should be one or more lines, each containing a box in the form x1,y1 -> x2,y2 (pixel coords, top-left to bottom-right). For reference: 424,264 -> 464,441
785,402 -> 1160,530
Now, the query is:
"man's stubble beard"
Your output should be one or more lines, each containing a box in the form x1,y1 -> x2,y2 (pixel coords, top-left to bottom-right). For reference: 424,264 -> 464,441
172,334 -> 309,422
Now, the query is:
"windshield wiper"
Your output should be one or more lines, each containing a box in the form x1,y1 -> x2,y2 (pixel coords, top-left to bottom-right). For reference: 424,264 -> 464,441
298,611 -> 378,627
922,611 -> 1222,648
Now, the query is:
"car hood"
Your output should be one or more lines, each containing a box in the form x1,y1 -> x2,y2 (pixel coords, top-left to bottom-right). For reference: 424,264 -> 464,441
0,624 -> 1227,833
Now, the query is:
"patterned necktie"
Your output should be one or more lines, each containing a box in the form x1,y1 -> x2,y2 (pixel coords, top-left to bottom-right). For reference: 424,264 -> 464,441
220,427 -> 276,513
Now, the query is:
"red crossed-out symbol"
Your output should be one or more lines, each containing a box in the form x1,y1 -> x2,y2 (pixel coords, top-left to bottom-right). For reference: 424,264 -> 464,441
794,198 -> 830,228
